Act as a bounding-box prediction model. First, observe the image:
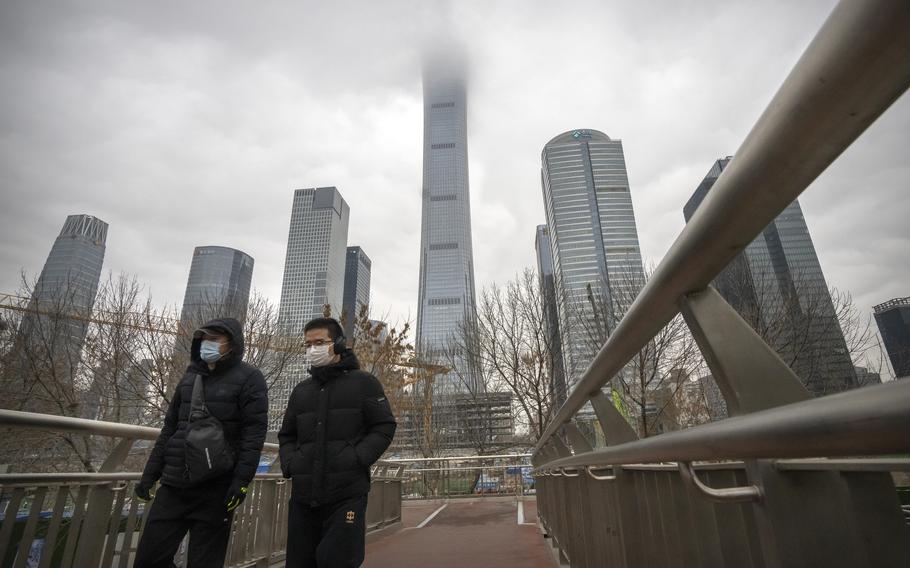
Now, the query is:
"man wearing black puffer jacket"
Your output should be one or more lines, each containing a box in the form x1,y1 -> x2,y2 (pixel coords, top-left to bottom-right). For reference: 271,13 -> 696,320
134,317 -> 268,568
279,317 -> 396,567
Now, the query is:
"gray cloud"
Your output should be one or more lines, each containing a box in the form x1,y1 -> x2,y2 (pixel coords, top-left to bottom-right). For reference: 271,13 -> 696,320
1,0 -> 907,376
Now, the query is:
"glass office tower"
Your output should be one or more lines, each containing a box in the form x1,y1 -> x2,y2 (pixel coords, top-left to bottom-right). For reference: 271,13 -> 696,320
685,157 -> 857,395
272,186 -> 350,430
874,297 -> 910,379
177,246 -> 254,344
541,129 -> 646,393
535,224 -> 568,407
14,214 -> 108,408
342,246 -> 372,338
278,187 -> 350,331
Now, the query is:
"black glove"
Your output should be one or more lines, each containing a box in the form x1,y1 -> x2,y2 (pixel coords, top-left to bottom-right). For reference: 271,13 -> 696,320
135,480 -> 155,502
225,480 -> 249,513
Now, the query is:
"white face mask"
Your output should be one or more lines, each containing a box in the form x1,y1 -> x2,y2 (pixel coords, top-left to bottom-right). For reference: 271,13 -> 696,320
306,343 -> 333,367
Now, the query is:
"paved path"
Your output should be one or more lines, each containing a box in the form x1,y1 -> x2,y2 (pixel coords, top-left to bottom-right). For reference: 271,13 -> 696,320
363,497 -> 551,568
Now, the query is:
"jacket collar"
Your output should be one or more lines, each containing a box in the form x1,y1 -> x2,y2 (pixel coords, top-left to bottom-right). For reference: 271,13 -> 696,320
308,349 -> 360,383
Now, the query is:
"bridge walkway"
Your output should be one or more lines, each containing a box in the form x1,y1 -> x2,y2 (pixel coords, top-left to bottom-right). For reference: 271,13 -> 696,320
364,497 -> 551,568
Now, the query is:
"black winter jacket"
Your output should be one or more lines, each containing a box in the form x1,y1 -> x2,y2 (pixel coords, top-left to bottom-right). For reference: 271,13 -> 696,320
141,318 -> 269,489
278,350 -> 396,506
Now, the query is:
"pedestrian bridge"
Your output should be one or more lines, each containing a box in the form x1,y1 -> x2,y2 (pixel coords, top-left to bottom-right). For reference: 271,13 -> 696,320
3,0 -> 910,566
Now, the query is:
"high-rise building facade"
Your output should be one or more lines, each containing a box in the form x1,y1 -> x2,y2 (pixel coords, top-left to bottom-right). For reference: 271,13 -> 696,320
30,214 -> 108,316
685,157 -> 857,395
415,45 -> 478,394
342,246 -> 372,338
540,129 -> 646,393
14,214 -> 108,408
874,297 -> 910,379
271,187 -> 350,430
535,225 -> 567,407
278,187 -> 350,331
177,246 -> 254,346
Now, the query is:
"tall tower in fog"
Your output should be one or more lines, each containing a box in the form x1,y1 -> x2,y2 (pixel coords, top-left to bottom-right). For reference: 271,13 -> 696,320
415,42 -> 477,393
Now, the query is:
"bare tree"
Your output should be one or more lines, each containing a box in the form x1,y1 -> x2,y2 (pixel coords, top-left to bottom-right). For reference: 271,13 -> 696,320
1,272 -> 306,471
1,272 -> 100,471
438,317 -> 516,455
456,269 -> 559,442
572,264 -> 704,437
718,258 -> 876,394
241,292 -> 303,389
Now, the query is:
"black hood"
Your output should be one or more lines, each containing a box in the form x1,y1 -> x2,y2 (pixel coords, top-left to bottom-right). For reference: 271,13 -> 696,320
190,317 -> 245,373
309,349 -> 360,383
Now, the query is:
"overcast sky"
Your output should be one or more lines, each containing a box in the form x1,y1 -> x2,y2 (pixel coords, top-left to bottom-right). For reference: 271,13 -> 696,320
1,1 -> 907,376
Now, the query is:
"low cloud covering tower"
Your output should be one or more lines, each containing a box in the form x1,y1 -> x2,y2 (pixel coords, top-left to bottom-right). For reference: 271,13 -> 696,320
415,42 -> 478,395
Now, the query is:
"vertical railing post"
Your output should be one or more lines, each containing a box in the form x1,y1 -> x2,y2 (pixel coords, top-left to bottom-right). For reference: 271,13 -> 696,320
73,437 -> 135,566
681,287 -> 910,566
253,479 -> 277,568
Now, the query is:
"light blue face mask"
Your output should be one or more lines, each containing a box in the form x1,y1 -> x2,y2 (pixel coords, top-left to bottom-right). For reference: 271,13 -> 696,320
200,340 -> 225,363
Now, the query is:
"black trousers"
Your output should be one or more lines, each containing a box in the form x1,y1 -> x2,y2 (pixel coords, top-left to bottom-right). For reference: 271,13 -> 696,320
134,479 -> 234,568
285,494 -> 369,568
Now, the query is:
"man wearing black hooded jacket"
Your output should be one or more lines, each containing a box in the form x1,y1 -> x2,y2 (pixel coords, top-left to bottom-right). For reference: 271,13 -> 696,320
279,317 -> 396,567
134,317 -> 268,568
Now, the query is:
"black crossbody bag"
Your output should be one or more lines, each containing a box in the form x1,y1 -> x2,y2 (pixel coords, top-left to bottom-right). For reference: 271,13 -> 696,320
185,374 -> 235,483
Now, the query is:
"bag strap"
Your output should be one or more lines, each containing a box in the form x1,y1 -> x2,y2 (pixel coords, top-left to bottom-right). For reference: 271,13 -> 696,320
190,374 -> 208,421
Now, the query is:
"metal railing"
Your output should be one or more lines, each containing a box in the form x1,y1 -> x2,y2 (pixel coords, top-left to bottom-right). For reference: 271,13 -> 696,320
0,409 -> 403,567
385,455 -> 533,499
532,1 -> 910,567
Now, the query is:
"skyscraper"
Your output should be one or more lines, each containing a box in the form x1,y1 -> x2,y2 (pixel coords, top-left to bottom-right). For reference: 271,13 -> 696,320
685,157 -> 857,395
874,297 -> 910,379
14,214 -> 108,407
342,246 -> 372,338
415,43 -> 478,394
535,225 -> 567,407
272,186 -> 350,430
540,129 -> 646,393
278,187 -> 350,331
30,214 -> 108,316
177,246 -> 254,346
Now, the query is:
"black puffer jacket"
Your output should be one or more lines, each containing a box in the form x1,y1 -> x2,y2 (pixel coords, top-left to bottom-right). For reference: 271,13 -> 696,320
278,350 -> 396,506
141,318 -> 268,489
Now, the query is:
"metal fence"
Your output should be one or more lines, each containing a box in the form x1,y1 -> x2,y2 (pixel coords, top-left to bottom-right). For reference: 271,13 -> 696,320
386,455 -> 533,499
0,409 -> 402,568
532,1 -> 910,567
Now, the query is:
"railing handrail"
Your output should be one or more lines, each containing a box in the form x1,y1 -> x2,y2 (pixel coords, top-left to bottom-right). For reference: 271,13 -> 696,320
385,453 -> 532,463
536,380 -> 910,471
534,0 -> 910,456
401,465 -> 530,473
0,408 -> 279,452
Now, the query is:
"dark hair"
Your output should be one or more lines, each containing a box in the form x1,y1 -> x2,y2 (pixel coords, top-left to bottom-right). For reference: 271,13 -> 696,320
303,317 -> 344,340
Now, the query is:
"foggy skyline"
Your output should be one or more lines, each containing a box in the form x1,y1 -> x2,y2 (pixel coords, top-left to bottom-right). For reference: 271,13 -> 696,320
1,1 -> 907,378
